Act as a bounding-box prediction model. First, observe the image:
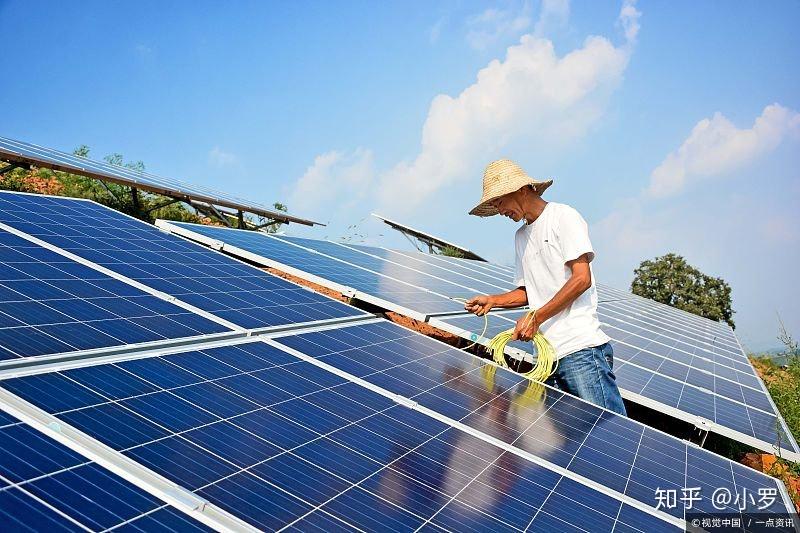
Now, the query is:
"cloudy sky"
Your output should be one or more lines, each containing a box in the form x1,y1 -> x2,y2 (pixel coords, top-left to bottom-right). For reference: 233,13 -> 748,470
2,0 -> 798,351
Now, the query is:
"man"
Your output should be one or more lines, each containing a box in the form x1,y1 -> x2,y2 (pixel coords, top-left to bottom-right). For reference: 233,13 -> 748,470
464,159 -> 627,416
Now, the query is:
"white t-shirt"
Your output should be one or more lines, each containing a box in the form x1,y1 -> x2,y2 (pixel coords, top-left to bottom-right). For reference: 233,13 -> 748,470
514,202 -> 609,359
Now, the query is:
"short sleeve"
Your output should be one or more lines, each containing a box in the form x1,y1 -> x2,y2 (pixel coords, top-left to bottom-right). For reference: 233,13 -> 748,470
557,207 -> 595,264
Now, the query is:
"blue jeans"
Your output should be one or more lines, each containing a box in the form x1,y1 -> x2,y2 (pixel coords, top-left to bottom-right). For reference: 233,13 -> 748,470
545,342 -> 627,416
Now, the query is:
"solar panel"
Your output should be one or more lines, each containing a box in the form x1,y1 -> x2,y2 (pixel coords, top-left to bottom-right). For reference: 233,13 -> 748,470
390,248 -> 518,286
0,135 -> 319,226
335,241 -> 513,293
160,221 -> 465,319
601,293 -> 738,342
371,212 -> 487,261
3,317 -> 796,529
0,226 -> 229,362
0,412 -> 209,530
2,332 -> 673,531
268,320 -> 796,523
154,221 -> 798,458
273,235 -> 514,299
598,303 -> 756,379
430,309 -> 800,460
0,192 -> 366,331
0,336 -> 681,531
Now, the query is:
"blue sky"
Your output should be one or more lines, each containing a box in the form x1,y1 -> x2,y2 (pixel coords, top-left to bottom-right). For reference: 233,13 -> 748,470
1,0 -> 798,350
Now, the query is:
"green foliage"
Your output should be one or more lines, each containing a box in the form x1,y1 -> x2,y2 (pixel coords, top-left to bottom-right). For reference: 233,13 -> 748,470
261,201 -> 288,234
438,245 -> 465,258
753,356 -> 800,462
76,150 -> 200,223
73,145 -> 90,158
1,146 -> 202,224
631,253 -> 735,327
2,146 -> 292,230
104,153 -> 145,172
0,165 -> 31,192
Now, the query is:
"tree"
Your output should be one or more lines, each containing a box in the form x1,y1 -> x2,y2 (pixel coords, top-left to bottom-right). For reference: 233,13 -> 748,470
261,201 -> 288,234
0,145 -> 202,224
1,145 -> 292,230
631,253 -> 735,328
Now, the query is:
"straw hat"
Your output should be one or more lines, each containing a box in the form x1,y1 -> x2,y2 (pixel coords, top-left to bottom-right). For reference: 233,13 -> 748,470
469,159 -> 553,217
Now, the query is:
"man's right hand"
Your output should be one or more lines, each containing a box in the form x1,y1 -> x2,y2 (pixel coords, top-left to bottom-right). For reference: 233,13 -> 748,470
465,295 -> 493,316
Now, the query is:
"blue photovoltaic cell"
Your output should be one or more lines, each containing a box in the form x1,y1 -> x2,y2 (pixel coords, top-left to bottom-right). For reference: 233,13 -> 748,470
597,286 -> 738,349
0,192 -> 364,329
0,414 -> 209,531
432,310 -> 798,456
600,299 -> 744,359
600,312 -> 762,388
406,252 -> 519,288
271,320 -> 793,522
379,247 -> 517,291
0,337 -> 682,531
168,222 -> 464,315
163,216 -> 796,456
280,237 -> 508,297
0,227 -> 228,361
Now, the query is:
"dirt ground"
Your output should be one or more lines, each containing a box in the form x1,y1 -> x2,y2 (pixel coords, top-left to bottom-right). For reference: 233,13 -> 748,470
741,453 -> 800,512
263,267 -> 351,303
382,312 -> 463,347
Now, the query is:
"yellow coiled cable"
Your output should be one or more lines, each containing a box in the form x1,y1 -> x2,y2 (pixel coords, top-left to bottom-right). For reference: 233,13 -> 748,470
455,299 -> 558,384
487,309 -> 558,383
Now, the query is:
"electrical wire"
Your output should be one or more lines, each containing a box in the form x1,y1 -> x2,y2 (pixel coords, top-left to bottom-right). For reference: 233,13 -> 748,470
455,298 -> 558,383
487,309 -> 558,383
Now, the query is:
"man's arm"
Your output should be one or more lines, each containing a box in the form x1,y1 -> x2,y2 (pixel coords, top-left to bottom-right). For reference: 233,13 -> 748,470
464,287 -> 528,316
512,253 -> 592,340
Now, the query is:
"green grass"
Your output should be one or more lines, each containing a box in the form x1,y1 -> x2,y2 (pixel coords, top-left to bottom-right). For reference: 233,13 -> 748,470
753,356 -> 800,444
751,354 -> 800,491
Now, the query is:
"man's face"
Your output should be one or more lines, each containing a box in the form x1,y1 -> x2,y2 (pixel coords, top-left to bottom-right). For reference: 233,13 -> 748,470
490,189 -> 524,222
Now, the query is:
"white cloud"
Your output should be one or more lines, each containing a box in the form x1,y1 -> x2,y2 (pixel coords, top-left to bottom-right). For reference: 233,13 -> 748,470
593,101 -> 800,349
617,0 -> 640,43
533,0 -> 570,37
647,103 -> 800,197
287,148 -> 373,221
466,1 -> 533,51
208,146 -> 239,167
591,185 -> 800,350
376,1 -> 640,214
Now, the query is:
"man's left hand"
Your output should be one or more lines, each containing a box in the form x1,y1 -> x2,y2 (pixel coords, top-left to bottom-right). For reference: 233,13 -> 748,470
512,313 -> 539,341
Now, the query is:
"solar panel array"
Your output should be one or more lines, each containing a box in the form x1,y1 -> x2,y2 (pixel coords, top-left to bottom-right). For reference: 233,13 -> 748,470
0,227 -> 229,362
432,309 -> 796,456
157,221 -> 465,318
0,411 -> 209,530
0,192 -> 364,332
158,220 -> 800,461
270,320 -> 794,524
0,135 -> 317,226
2,324 -> 793,530
0,191 -> 795,530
